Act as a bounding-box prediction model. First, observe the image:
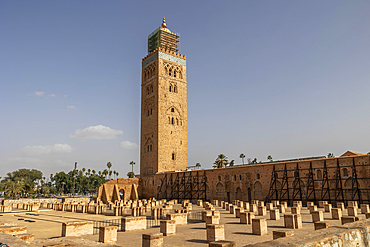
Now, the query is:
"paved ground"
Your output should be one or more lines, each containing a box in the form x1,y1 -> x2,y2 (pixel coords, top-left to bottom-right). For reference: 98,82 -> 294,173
0,204 -> 366,246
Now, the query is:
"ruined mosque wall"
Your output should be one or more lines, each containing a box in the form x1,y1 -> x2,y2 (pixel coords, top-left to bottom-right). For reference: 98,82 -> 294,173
150,155 -> 370,202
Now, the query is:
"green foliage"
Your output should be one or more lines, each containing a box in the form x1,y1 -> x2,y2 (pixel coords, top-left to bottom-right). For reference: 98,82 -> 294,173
127,171 -> 135,178
327,153 -> 334,158
267,155 -> 273,162
195,163 -> 201,169
214,154 -> 229,168
239,153 -> 246,165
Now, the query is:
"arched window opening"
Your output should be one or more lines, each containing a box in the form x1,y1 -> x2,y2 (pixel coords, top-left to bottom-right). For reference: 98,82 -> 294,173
169,69 -> 172,76
172,153 -> 175,160
150,145 -> 152,152
256,173 -> 261,180
150,109 -> 153,115
169,86 -> 172,92
218,175 -> 221,181
174,71 -> 176,77
147,110 -> 150,116
234,175 -> 237,181
171,118 -> 174,124
151,86 -> 153,92
147,145 -> 149,152
342,168 -> 349,177
239,175 -> 242,181
171,108 -> 174,112
147,87 -> 150,95
317,169 -> 323,180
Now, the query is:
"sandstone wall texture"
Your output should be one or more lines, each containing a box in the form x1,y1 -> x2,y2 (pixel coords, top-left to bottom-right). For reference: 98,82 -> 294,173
148,155 -> 370,203
140,48 -> 188,199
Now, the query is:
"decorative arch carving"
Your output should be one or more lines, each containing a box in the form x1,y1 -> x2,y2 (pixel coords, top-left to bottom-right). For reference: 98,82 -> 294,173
164,62 -> 183,79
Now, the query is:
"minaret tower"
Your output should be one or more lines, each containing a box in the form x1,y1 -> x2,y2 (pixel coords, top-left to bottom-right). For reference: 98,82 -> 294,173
140,17 -> 188,197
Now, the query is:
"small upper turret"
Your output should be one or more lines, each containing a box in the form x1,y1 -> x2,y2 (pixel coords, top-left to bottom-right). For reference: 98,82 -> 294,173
147,17 -> 179,54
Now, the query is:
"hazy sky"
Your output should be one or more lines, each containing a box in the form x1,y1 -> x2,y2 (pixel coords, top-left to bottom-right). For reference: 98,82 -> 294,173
1,1 -> 369,179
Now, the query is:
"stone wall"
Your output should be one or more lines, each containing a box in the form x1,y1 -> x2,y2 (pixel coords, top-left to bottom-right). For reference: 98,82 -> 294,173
97,178 -> 139,204
2,198 -> 57,206
247,219 -> 370,246
149,155 -> 370,202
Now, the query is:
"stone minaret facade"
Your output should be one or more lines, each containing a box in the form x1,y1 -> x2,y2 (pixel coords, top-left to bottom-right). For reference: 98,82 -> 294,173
140,18 -> 188,197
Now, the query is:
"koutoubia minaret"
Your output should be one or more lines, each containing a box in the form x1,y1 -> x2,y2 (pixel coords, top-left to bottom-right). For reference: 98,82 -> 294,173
140,17 -> 188,197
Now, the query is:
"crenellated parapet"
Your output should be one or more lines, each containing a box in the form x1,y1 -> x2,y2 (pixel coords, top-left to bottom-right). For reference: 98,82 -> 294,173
142,47 -> 186,63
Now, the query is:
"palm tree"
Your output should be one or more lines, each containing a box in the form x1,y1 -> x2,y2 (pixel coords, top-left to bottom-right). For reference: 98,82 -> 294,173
214,154 -> 228,168
267,155 -> 273,162
116,171 -> 119,178
327,153 -> 334,158
240,154 -> 246,165
92,170 -> 96,175
82,168 -> 86,174
113,171 -> 117,179
130,161 -> 135,174
127,172 -> 135,178
87,169 -> 91,177
102,169 -> 108,179
108,170 -> 112,180
195,163 -> 201,169
98,171 -> 102,176
1,179 -> 24,199
107,162 -> 112,175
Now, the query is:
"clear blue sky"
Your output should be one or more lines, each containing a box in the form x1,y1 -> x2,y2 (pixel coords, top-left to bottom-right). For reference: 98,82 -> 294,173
1,1 -> 369,179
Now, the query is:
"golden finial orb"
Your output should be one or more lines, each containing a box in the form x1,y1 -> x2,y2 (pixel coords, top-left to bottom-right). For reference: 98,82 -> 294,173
162,16 -> 167,28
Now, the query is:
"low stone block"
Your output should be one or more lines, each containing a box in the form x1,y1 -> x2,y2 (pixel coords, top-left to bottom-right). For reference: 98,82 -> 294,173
202,211 -> 213,222
240,212 -> 248,224
341,216 -> 359,225
314,221 -> 332,230
252,218 -> 267,236
266,203 -> 273,210
121,216 -> 146,232
206,224 -> 225,242
309,205 -> 317,214
142,233 -> 163,247
361,204 -> 369,214
366,213 -> 370,219
243,203 -> 250,211
272,200 -> 279,207
166,213 -> 187,225
332,208 -> 342,220
318,201 -> 328,208
61,221 -> 93,237
229,205 -> 236,214
0,226 -> 27,235
160,220 -> 176,236
258,201 -> 264,207
312,211 -> 324,222
284,214 -> 302,229
209,240 -> 236,247
348,201 -> 358,209
16,233 -> 34,241
273,230 -> 294,240
270,209 -> 280,220
324,204 -> 332,213
206,215 -> 220,225
291,207 -> 300,214
348,206 -> 358,217
99,226 -> 117,244
235,208 -> 244,218
250,204 -> 257,213
278,205 -> 285,213
337,202 -> 345,211
257,206 -> 266,216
